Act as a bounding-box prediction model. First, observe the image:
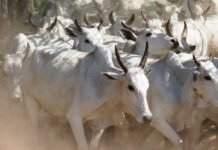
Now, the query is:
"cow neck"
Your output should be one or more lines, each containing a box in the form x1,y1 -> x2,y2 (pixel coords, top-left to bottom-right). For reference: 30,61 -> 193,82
179,73 -> 199,127
93,45 -> 115,68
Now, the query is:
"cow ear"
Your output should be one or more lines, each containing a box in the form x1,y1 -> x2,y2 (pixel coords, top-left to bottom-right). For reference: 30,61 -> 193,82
65,28 -> 77,37
193,71 -> 200,82
119,28 -> 137,41
101,72 -> 124,80
17,43 -> 31,63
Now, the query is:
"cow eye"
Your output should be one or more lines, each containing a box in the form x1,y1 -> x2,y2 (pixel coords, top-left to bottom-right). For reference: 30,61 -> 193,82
128,85 -> 135,91
204,75 -> 212,81
85,39 -> 90,43
146,32 -> 152,37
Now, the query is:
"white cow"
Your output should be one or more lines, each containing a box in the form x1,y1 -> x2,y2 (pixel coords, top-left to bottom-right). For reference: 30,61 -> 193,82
112,50 -> 218,149
165,15 -> 208,56
143,52 -> 218,149
120,22 -> 179,58
180,0 -> 218,55
173,54 -> 218,150
11,41 -> 152,150
2,19 -> 105,100
11,18 -> 104,54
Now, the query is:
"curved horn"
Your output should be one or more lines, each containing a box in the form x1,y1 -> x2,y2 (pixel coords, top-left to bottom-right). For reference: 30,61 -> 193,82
208,53 -> 215,62
154,1 -> 164,8
97,14 -> 104,30
125,14 -> 135,25
188,0 -> 195,18
181,21 -> 188,39
74,19 -> 83,32
165,19 -> 173,37
139,41 -> 149,68
46,17 -> 58,32
84,13 -> 91,26
202,5 -> 211,16
109,11 -> 115,24
193,55 -> 201,67
115,46 -> 128,73
141,10 -> 148,27
121,21 -> 139,34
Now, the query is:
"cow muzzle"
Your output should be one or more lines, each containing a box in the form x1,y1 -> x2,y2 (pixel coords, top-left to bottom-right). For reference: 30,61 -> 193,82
170,38 -> 179,49
143,114 -> 152,123
11,87 -> 22,101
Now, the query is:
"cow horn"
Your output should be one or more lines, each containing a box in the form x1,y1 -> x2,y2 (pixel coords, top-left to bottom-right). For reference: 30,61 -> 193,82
74,19 -> 83,32
109,11 -> 115,24
115,46 -> 128,73
125,14 -> 135,25
209,53 -> 214,62
84,13 -> 91,26
193,55 -> 201,67
139,41 -> 149,68
141,10 -> 149,27
97,14 -> 103,30
165,19 -> 173,37
121,21 -> 140,34
46,17 -> 58,32
181,21 -> 188,39
202,5 -> 211,16
188,0 -> 195,18
154,1 -> 164,8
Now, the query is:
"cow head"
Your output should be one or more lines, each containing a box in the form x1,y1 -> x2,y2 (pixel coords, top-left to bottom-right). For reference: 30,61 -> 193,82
102,42 -> 152,123
65,19 -> 103,52
108,11 -> 135,36
120,22 -> 178,57
192,55 -> 218,106
165,20 -> 196,54
0,45 -> 30,100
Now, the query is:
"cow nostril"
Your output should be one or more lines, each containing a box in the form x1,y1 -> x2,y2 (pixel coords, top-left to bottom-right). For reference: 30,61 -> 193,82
143,116 -> 152,123
175,50 -> 181,54
170,39 -> 176,43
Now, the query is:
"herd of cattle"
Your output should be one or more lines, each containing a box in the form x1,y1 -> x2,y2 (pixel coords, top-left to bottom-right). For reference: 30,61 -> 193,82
1,0 -> 218,150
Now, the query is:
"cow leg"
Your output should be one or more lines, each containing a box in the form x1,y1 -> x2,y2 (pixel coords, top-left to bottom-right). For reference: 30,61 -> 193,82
151,118 -> 183,148
67,112 -> 88,150
89,129 -> 104,150
187,114 -> 205,150
24,95 -> 40,128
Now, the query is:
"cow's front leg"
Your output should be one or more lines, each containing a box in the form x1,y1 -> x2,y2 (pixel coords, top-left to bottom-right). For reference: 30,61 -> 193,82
67,111 -> 88,150
151,118 -> 183,148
